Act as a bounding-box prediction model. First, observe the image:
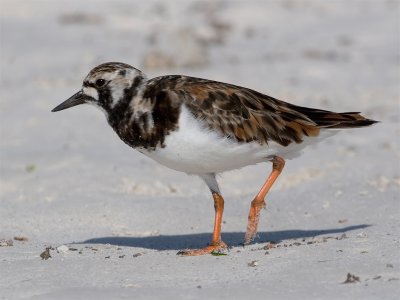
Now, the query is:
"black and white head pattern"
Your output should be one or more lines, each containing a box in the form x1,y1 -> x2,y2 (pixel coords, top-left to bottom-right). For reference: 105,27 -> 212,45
81,62 -> 146,113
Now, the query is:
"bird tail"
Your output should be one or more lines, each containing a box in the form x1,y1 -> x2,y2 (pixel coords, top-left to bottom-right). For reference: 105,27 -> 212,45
290,105 -> 379,129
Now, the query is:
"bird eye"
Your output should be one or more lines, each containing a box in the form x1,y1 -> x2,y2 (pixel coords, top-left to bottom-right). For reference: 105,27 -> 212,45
95,79 -> 106,87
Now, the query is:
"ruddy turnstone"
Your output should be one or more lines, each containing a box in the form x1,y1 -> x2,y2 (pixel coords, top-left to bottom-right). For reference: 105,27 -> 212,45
52,62 -> 377,256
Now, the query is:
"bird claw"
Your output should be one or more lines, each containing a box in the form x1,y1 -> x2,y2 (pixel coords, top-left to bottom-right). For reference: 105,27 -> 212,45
177,241 -> 228,256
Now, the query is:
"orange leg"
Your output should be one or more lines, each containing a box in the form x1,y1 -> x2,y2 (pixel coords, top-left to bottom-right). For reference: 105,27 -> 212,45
178,192 -> 227,256
244,156 -> 285,244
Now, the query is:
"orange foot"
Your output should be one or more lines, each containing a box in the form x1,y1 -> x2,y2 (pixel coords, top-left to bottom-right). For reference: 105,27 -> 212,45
177,241 -> 228,256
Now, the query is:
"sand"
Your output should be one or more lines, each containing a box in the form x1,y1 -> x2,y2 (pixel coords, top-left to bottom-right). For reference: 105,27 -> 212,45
1,1 -> 399,299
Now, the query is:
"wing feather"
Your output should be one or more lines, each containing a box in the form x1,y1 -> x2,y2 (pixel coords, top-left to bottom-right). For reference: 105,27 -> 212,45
176,79 -> 319,146
147,76 -> 377,147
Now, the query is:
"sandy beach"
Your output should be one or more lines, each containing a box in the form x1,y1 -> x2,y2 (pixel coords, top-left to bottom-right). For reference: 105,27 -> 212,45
1,1 -> 399,299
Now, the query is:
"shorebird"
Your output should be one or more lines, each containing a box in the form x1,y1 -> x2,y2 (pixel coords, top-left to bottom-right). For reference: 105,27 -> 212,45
52,62 -> 377,256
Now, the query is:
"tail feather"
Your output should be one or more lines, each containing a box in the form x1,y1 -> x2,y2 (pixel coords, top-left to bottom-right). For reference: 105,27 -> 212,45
290,105 -> 379,129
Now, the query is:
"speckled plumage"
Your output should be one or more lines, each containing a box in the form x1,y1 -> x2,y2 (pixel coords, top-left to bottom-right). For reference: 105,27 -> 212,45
142,75 -> 375,147
52,62 -> 377,256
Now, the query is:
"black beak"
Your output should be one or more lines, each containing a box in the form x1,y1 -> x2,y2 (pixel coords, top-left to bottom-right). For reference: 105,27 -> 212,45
52,91 -> 93,112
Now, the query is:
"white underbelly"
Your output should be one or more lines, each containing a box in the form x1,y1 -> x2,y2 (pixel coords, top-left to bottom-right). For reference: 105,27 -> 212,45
140,105 -> 331,174
143,135 -> 270,174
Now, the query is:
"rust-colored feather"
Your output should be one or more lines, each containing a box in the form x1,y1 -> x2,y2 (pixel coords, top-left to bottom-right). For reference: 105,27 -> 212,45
146,76 -> 377,147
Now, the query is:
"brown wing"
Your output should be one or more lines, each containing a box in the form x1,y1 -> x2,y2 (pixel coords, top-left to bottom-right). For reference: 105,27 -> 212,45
149,76 -> 377,147
175,77 -> 376,146
172,78 -> 321,146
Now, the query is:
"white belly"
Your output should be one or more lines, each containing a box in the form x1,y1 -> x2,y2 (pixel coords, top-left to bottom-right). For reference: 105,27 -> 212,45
140,105 -> 330,174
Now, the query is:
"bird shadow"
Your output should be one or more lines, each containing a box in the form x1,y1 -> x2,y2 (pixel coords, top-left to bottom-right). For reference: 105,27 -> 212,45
79,224 -> 370,251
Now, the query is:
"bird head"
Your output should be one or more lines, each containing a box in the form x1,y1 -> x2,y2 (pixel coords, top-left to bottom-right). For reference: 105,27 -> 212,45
52,62 -> 145,115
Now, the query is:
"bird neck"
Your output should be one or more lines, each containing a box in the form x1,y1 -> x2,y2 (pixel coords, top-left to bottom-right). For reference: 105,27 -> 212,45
106,76 -> 146,127
106,78 -> 182,151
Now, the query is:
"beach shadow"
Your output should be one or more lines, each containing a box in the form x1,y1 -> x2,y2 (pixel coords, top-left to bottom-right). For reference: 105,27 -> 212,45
79,224 -> 370,250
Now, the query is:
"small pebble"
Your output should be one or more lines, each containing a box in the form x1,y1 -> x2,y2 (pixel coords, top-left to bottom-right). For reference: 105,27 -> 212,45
40,247 -> 52,260
248,260 -> 258,267
57,245 -> 69,253
0,239 -> 13,247
263,242 -> 276,250
343,273 -> 360,284
335,190 -> 343,197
